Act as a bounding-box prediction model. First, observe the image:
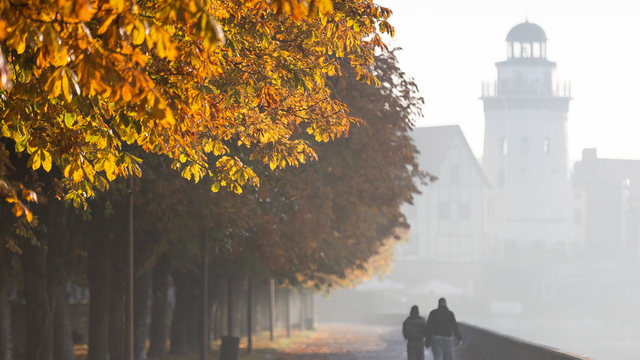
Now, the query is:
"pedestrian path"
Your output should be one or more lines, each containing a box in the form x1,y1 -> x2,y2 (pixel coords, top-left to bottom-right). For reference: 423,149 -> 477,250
262,324 -> 461,360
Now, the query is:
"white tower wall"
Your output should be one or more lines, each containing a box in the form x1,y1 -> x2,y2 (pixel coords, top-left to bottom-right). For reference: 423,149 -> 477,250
482,22 -> 574,254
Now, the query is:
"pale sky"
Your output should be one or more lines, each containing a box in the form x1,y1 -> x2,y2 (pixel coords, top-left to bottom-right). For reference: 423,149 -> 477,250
376,0 -> 640,166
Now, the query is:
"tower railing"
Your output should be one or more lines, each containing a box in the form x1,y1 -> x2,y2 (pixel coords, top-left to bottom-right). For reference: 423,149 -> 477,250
482,80 -> 571,98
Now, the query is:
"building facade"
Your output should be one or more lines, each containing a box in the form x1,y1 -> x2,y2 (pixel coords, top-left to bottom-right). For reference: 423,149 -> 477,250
396,126 -> 488,262
481,21 -> 574,257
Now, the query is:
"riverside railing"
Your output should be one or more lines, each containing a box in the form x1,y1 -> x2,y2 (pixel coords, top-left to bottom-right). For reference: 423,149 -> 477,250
458,323 -> 596,360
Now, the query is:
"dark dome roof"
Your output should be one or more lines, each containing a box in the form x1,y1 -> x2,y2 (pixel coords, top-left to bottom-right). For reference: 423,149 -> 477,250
506,21 -> 547,42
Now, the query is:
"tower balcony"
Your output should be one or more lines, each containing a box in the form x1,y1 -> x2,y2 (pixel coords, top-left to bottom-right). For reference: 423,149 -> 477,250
482,80 -> 571,98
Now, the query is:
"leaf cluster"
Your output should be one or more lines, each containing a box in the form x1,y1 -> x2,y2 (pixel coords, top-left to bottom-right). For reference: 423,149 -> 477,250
0,0 -> 394,218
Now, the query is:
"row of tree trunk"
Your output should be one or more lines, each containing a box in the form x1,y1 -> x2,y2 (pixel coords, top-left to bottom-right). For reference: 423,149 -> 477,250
1,236 -> 317,360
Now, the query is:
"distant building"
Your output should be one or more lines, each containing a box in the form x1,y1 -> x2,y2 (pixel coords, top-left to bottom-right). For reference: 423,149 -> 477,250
480,21 -> 574,257
396,125 -> 488,261
573,148 -> 640,262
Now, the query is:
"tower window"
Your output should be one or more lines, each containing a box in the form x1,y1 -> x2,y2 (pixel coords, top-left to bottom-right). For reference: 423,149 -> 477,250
543,139 -> 550,155
502,139 -> 508,156
521,138 -> 529,155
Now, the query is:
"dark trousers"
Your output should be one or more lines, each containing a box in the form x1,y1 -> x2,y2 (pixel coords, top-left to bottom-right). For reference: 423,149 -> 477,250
407,338 -> 425,360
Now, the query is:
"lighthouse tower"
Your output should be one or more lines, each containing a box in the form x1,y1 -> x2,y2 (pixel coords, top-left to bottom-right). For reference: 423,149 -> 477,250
482,21 -> 573,257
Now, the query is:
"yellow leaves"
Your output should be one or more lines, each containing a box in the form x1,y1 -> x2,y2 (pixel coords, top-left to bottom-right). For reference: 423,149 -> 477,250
130,19 -> 147,46
260,85 -> 280,108
195,12 -> 225,49
211,156 -> 259,194
131,48 -> 148,66
181,162 -> 205,183
64,161 -> 85,183
45,67 -> 80,103
109,0 -> 128,13
27,149 -> 53,172
98,14 -> 119,35
147,25 -> 178,61
94,152 -> 119,181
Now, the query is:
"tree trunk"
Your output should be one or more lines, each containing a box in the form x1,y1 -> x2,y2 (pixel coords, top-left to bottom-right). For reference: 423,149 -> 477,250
299,291 -> 305,331
22,246 -> 54,360
269,279 -> 275,341
286,289 -> 292,338
87,235 -> 111,360
310,292 -> 317,330
169,272 -> 190,355
246,277 -> 252,354
109,232 -> 126,360
0,249 -> 13,360
186,283 -> 200,350
147,256 -> 170,358
133,269 -> 151,360
53,287 -> 75,360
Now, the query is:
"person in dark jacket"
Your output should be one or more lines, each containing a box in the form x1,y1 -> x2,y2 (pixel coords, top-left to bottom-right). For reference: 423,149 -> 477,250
426,298 -> 463,360
402,305 -> 428,360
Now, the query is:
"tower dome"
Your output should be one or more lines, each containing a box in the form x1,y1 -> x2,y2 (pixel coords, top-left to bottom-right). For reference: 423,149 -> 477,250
506,21 -> 548,42
505,21 -> 548,59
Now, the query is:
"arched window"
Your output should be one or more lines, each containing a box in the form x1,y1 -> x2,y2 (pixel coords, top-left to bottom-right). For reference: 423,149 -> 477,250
502,139 -> 508,156
543,138 -> 549,155
521,138 -> 529,155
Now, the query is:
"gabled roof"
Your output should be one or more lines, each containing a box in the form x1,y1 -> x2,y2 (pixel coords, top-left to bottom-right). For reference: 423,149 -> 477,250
411,125 -> 490,187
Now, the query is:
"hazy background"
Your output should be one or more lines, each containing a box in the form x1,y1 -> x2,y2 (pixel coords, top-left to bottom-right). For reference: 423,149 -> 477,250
376,0 -> 640,164
317,2 -> 640,360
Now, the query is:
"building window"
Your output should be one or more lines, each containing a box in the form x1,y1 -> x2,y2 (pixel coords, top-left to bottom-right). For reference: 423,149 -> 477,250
450,165 -> 459,184
521,137 -> 529,155
502,139 -> 508,156
439,203 -> 450,220
498,169 -> 504,187
543,139 -> 549,154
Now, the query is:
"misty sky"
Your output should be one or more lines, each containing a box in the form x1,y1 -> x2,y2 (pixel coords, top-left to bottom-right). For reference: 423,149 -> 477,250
376,0 -> 640,166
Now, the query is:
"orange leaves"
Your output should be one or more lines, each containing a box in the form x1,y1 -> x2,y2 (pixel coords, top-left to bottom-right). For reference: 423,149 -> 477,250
0,180 -> 37,223
0,0 -> 398,211
269,0 -> 334,19
146,24 -> 178,61
45,67 -> 80,102
259,85 -> 280,108
195,12 -> 225,50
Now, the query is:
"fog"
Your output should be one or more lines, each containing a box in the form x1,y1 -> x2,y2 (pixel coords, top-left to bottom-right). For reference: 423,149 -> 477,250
318,5 -> 640,360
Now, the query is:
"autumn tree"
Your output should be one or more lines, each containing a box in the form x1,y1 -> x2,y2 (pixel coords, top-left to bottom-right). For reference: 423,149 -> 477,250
204,49 -> 429,292
0,0 -> 393,214
0,1 -> 397,359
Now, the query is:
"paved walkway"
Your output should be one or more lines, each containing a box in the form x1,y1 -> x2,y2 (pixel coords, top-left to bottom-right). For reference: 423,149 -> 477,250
264,324 -> 464,360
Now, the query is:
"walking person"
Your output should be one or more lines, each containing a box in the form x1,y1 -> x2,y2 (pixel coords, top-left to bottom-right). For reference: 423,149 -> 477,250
426,298 -> 463,360
402,305 -> 428,360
